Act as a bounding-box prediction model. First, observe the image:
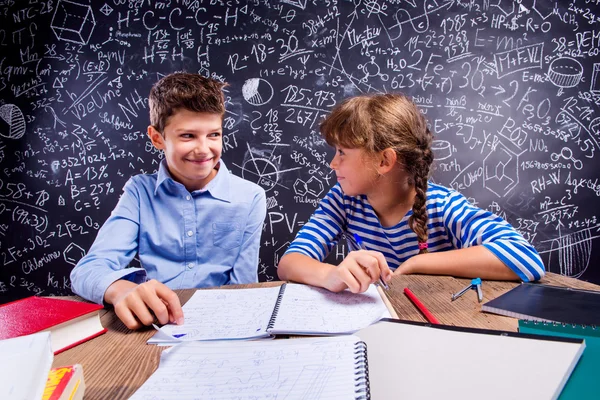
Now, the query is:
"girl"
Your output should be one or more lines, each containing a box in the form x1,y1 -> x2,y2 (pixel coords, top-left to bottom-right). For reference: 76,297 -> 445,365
278,94 -> 545,294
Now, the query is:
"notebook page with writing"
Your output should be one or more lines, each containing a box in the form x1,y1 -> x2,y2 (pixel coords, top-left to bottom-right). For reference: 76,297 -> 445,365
130,336 -> 368,400
149,286 -> 281,344
268,283 -> 387,335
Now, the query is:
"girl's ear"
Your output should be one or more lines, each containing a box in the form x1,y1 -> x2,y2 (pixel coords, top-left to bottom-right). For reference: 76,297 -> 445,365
147,125 -> 166,150
377,148 -> 397,174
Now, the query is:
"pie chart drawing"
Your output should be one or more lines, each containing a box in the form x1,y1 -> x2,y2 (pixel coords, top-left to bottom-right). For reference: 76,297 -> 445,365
242,78 -> 274,106
0,104 -> 26,140
242,157 -> 278,191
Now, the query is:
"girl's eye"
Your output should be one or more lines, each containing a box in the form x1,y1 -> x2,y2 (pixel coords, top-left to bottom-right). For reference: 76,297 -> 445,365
209,132 -> 221,138
337,149 -> 345,156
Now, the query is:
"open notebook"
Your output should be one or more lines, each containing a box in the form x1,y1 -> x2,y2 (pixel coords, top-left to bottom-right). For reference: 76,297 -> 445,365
149,283 -> 389,344
131,336 -> 369,399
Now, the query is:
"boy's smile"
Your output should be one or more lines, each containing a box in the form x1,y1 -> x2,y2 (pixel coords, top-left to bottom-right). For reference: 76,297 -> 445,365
148,109 -> 223,192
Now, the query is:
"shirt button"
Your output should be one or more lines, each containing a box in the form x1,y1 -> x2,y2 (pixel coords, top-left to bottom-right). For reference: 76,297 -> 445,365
187,230 -> 194,237
186,195 -> 191,200
187,262 -> 194,269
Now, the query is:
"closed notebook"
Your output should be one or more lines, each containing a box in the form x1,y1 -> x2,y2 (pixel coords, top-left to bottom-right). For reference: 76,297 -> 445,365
0,296 -> 107,354
481,283 -> 600,326
519,320 -> 600,400
357,319 -> 585,400
150,283 -> 389,344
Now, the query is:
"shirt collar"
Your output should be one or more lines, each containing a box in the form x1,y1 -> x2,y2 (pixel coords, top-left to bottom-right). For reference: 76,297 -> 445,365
155,159 -> 232,202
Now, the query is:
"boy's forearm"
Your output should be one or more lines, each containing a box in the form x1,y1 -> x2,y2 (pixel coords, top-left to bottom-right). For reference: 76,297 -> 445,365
400,246 -> 520,281
277,252 -> 335,288
104,279 -> 138,305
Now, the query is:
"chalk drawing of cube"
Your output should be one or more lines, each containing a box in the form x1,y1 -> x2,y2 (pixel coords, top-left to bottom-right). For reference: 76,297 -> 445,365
51,0 -> 96,45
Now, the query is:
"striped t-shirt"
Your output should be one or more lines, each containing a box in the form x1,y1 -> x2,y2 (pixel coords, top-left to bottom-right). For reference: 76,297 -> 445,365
284,182 -> 545,282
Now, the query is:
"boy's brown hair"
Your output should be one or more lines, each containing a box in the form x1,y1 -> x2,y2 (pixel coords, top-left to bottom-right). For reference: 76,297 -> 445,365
149,72 -> 227,133
320,93 -> 434,254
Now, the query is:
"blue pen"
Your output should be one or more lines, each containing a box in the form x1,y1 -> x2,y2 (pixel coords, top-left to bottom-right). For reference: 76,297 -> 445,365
352,233 -> 390,290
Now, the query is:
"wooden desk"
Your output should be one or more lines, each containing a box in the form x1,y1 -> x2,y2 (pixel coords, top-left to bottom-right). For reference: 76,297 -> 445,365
53,273 -> 600,399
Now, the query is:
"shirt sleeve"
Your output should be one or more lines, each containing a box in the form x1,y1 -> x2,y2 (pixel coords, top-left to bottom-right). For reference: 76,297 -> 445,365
283,184 -> 347,262
442,190 -> 545,282
70,177 -> 146,304
229,187 -> 266,284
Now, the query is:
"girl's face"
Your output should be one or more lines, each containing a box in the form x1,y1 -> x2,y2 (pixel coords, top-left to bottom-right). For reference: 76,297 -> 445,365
329,146 -> 379,196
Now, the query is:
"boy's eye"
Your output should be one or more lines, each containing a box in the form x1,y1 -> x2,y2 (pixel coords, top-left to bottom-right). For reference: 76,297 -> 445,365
337,149 -> 345,156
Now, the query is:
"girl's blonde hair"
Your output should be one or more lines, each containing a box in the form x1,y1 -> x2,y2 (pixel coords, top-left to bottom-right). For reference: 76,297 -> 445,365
320,93 -> 434,253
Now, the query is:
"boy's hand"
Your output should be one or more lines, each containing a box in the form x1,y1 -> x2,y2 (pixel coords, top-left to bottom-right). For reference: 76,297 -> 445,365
104,279 -> 184,330
324,250 -> 392,293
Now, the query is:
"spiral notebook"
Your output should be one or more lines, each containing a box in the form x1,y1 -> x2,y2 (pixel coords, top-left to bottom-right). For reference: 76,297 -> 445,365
481,283 -> 600,326
519,320 -> 600,400
357,319 -> 585,400
131,336 -> 370,399
149,283 -> 389,344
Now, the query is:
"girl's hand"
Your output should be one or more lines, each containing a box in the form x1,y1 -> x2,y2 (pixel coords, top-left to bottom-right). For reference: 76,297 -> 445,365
324,250 -> 392,293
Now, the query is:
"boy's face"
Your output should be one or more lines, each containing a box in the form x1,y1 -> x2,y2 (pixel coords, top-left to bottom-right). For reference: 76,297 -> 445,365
148,109 -> 223,192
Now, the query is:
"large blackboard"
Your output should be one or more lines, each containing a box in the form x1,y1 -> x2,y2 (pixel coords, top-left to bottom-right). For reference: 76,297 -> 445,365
1,0 -> 599,303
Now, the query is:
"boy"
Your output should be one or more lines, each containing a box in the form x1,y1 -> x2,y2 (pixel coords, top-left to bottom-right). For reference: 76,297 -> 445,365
71,73 -> 267,330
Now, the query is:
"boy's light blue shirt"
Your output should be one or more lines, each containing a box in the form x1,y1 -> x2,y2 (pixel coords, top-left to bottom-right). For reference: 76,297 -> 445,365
71,159 -> 267,305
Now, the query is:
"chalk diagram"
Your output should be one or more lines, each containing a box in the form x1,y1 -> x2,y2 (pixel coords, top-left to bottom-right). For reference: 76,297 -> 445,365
545,228 -> 594,278
63,242 -> 86,266
548,57 -> 583,96
274,241 -> 291,269
99,3 -> 113,16
235,144 -> 302,192
389,0 -> 453,39
242,78 -> 274,106
280,0 -> 307,10
293,177 -> 325,197
0,104 -> 26,140
432,140 -> 452,160
51,0 -> 96,45
483,141 -> 523,197
590,63 -> 600,94
551,147 -> 583,170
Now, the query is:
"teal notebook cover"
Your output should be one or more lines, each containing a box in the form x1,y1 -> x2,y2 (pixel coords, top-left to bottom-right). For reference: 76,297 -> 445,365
519,320 -> 600,400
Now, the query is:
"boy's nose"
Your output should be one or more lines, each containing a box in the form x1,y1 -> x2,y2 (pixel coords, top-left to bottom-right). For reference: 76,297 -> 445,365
194,139 -> 209,154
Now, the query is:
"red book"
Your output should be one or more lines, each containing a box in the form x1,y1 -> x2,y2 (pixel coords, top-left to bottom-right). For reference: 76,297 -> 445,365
0,296 -> 107,354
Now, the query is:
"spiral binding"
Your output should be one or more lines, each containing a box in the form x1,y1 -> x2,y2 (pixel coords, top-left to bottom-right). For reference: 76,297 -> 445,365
354,341 -> 371,400
267,283 -> 287,330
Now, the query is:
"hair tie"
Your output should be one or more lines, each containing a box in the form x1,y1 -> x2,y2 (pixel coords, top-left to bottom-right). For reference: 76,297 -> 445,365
418,242 -> 428,250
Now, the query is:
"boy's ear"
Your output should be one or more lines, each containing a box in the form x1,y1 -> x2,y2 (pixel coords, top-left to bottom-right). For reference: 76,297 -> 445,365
147,125 -> 165,150
377,148 -> 397,174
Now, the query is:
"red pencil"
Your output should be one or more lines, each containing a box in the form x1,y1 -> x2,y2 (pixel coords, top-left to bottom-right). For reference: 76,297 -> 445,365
403,287 -> 440,325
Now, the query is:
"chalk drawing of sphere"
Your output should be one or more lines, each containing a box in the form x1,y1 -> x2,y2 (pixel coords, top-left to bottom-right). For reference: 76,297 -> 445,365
548,57 -> 583,88
0,104 -> 26,139
242,158 -> 278,192
242,78 -> 274,106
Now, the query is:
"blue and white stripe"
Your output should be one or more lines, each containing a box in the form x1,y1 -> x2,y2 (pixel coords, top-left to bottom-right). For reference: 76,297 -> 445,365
284,182 -> 545,282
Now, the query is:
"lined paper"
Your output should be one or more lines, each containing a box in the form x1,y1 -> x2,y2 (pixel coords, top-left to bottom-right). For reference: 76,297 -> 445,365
269,284 -> 388,335
131,336 -> 362,400
149,286 -> 281,343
